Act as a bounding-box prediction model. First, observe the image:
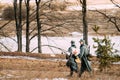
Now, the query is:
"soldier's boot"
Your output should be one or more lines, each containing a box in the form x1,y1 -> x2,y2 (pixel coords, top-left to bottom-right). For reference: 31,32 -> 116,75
70,71 -> 73,76
75,69 -> 78,73
78,73 -> 81,77
78,71 -> 83,77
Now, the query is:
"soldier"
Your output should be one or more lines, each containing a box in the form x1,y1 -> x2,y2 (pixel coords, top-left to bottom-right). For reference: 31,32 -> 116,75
68,40 -> 76,56
78,39 -> 92,77
66,40 -> 78,76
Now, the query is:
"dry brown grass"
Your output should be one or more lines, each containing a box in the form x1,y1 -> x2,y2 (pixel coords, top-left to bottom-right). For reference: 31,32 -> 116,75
0,10 -> 120,37
0,52 -> 65,59
50,1 -> 67,11
0,52 -> 120,80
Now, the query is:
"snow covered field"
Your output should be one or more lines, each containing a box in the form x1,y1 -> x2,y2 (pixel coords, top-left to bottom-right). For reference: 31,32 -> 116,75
0,35 -> 120,56
66,4 -> 118,11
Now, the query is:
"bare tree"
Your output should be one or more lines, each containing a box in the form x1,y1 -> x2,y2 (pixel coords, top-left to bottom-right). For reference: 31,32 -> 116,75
13,0 -> 23,52
25,0 -> 30,52
35,0 -> 42,53
1,0 -> 80,53
80,0 -> 88,45
18,0 -> 23,52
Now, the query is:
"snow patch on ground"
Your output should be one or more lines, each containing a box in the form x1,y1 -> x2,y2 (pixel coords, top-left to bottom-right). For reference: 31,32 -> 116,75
66,4 -> 118,11
0,35 -> 120,56
69,32 -> 82,37
0,56 -> 66,62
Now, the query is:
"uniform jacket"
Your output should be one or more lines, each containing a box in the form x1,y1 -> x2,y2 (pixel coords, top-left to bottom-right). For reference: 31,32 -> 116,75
78,43 -> 92,72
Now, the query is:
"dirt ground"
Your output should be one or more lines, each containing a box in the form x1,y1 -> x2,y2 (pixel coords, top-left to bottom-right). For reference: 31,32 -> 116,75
0,52 -> 120,80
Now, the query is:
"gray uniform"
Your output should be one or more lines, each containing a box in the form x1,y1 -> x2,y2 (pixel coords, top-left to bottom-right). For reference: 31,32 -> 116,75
66,41 -> 78,76
78,40 -> 92,77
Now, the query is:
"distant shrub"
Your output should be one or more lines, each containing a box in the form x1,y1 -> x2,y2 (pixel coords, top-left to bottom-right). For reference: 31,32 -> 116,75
2,6 -> 15,20
2,6 -> 26,20
50,1 -> 67,11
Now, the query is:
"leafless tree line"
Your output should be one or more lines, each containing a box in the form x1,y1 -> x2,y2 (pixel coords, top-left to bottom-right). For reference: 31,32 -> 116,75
13,0 -> 69,53
0,0 -> 72,53
0,0 -> 120,53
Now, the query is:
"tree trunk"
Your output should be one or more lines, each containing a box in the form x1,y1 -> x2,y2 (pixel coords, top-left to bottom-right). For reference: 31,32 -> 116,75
80,0 -> 88,45
13,0 -> 23,52
18,0 -> 23,52
35,0 -> 42,53
25,0 -> 30,52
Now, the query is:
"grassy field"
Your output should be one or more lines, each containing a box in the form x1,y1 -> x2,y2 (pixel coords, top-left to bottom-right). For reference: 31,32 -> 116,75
0,52 -> 120,80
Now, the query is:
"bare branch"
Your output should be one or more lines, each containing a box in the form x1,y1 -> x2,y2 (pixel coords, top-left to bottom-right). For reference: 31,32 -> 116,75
42,45 -> 68,54
35,0 -> 41,4
29,27 -> 37,35
0,30 -> 17,43
41,22 -> 66,32
111,0 -> 120,8
30,45 -> 68,54
80,0 -> 83,4
30,47 -> 38,53
30,33 -> 37,41
29,22 -> 66,40
0,42 -> 11,52
96,10 -> 120,32
0,20 -> 11,30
